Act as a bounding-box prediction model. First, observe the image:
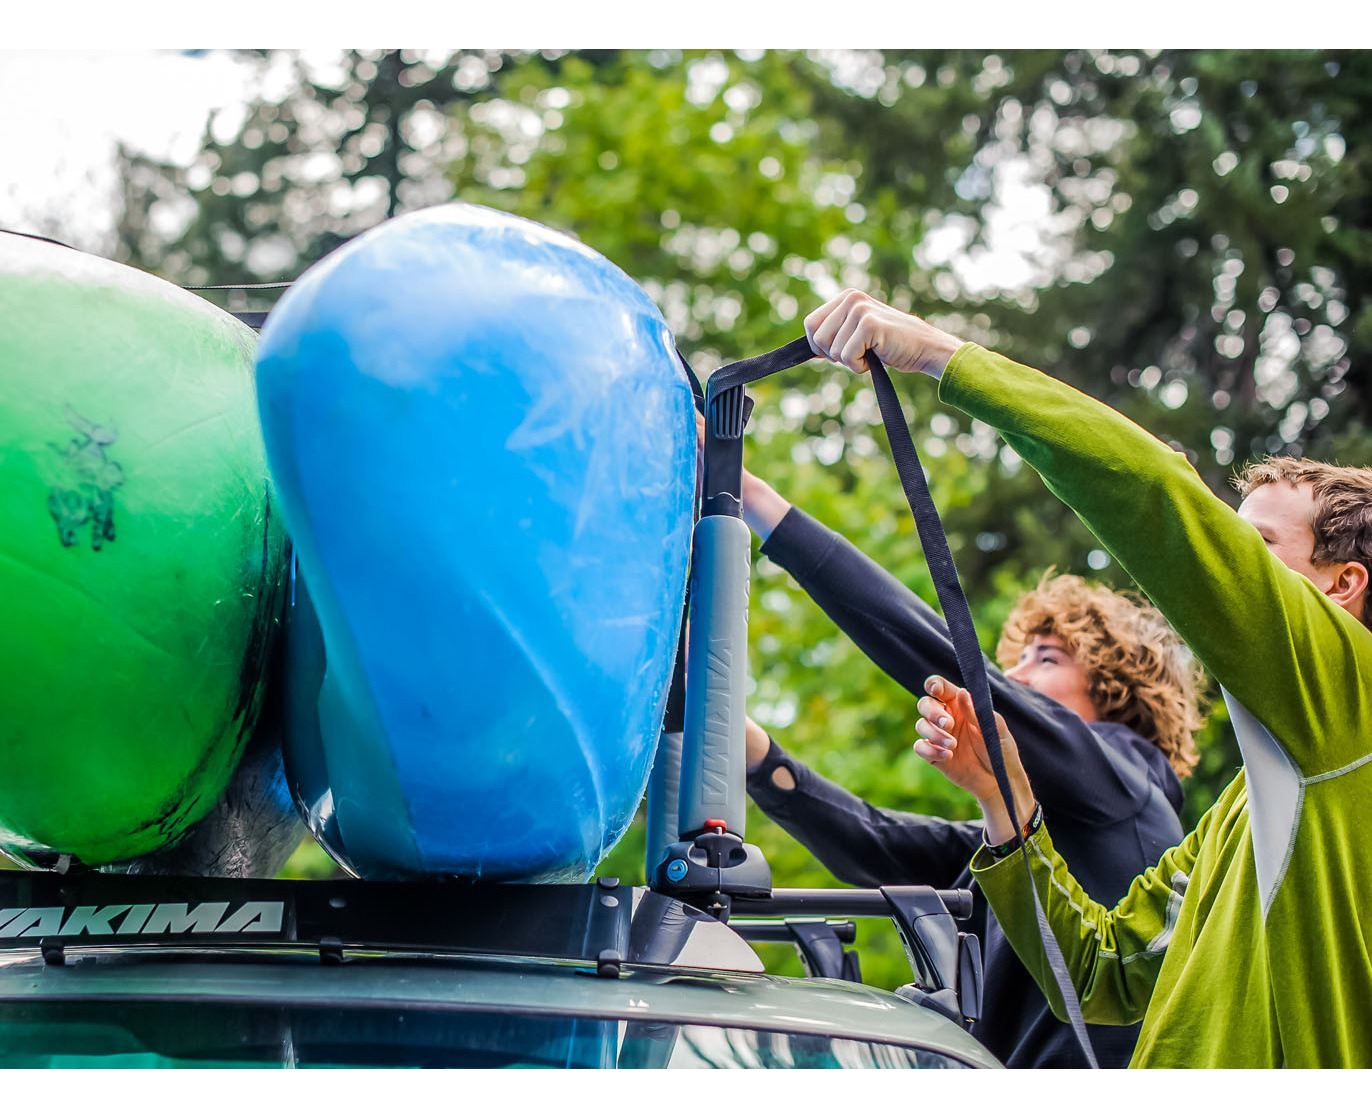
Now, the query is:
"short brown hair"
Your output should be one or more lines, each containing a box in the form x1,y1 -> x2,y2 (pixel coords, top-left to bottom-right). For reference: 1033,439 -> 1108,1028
1233,456 -> 1372,629
996,573 -> 1205,779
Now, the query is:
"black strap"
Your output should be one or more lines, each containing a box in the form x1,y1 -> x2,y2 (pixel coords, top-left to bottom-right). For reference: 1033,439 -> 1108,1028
661,350 -> 707,736
1,228 -> 77,250
183,281 -> 295,291
711,336 -> 1098,1068
706,336 -> 813,436
677,349 -> 706,416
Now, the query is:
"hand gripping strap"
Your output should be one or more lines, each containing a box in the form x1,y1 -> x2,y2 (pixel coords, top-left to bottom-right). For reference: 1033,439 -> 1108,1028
711,336 -> 1098,1068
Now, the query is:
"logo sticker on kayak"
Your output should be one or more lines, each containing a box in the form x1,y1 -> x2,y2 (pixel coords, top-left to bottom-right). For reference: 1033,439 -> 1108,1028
48,406 -> 125,551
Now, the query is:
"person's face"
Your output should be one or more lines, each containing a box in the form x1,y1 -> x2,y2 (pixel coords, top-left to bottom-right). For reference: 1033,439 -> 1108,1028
1004,634 -> 1101,722
1237,481 -> 1329,587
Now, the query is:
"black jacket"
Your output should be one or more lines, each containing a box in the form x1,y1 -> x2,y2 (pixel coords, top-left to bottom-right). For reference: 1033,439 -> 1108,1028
747,506 -> 1185,1069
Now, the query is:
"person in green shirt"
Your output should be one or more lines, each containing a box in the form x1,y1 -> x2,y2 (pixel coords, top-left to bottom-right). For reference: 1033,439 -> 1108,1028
802,289 -> 1372,1069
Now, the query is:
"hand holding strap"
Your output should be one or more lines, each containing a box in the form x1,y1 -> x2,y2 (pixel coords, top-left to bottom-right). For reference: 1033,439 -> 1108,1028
704,336 -> 1099,1068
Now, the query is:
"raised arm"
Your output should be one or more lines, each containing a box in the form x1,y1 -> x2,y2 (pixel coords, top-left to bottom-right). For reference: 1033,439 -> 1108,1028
805,290 -> 1372,776
745,727 -> 979,889
937,344 -> 1372,776
748,477 -> 1164,824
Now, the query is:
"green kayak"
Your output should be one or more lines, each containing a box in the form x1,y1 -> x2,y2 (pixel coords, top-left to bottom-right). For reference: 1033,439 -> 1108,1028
0,234 -> 286,866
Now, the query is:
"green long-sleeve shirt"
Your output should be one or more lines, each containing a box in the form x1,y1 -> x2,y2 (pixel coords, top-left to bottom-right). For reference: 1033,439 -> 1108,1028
940,342 -> 1372,1068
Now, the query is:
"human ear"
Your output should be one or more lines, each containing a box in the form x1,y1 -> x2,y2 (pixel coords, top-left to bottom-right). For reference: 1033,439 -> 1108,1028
1327,561 -> 1369,615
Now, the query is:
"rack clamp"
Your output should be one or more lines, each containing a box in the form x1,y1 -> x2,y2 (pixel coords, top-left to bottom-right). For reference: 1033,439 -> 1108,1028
654,819 -> 772,921
701,385 -> 753,517
881,885 -> 983,1027
787,919 -> 861,983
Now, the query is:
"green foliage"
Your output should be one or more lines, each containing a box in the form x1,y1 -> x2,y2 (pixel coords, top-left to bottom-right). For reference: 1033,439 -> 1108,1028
110,48 -> 1372,988
277,837 -> 345,880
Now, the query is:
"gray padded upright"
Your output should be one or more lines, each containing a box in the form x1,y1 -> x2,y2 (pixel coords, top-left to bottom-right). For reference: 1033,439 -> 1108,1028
679,515 -> 752,837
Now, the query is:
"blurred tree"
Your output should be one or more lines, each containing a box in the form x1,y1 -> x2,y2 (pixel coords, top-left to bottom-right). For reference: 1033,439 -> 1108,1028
115,50 -> 593,283
812,49 -> 1372,468
110,48 -> 1372,986
791,48 -> 1372,830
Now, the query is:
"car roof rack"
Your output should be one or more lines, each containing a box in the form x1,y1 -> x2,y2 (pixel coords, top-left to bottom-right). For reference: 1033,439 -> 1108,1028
0,869 -> 980,1026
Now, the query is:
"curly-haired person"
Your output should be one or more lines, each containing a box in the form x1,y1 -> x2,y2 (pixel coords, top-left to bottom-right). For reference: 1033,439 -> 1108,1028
996,574 -> 1201,780
739,463 -> 1206,1069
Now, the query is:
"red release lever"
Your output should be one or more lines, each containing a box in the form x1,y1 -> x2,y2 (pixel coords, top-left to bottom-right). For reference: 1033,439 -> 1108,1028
703,818 -> 728,833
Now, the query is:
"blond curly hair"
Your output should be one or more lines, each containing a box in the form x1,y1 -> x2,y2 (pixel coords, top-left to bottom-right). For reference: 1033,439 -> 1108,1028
995,573 -> 1204,779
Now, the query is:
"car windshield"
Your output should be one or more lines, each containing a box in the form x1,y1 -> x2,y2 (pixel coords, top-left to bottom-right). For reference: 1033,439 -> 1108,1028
0,1001 -> 967,1069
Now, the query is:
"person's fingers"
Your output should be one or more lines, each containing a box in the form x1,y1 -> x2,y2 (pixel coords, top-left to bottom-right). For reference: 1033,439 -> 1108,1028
809,289 -> 875,365
923,674 -> 954,699
801,291 -> 843,342
835,312 -> 876,374
824,291 -> 890,374
916,694 -> 954,731
840,338 -> 872,375
823,302 -> 863,370
803,291 -> 851,359
913,738 -> 952,764
991,711 -> 1020,760
915,716 -> 955,750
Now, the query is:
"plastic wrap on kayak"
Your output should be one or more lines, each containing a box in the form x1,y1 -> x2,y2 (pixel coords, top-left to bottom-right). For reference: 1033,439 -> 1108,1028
0,233 -> 286,866
257,203 -> 695,881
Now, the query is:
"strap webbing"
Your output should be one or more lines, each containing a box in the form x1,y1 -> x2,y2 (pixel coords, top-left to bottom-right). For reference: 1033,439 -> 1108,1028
0,228 -> 76,250
662,350 -> 707,736
677,349 -> 706,415
709,337 -> 1098,1068
182,281 -> 295,291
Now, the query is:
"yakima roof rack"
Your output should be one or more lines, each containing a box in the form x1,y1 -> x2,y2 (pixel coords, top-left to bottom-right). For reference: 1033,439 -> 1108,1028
733,888 -> 982,1025
0,868 -> 981,1026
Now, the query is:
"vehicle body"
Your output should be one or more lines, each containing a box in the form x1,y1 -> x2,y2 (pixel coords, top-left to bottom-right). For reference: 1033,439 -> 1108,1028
0,870 -> 999,1069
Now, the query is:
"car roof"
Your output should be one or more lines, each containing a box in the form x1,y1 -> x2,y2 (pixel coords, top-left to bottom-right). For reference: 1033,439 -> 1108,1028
0,944 -> 997,1066
0,869 -> 1000,1068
